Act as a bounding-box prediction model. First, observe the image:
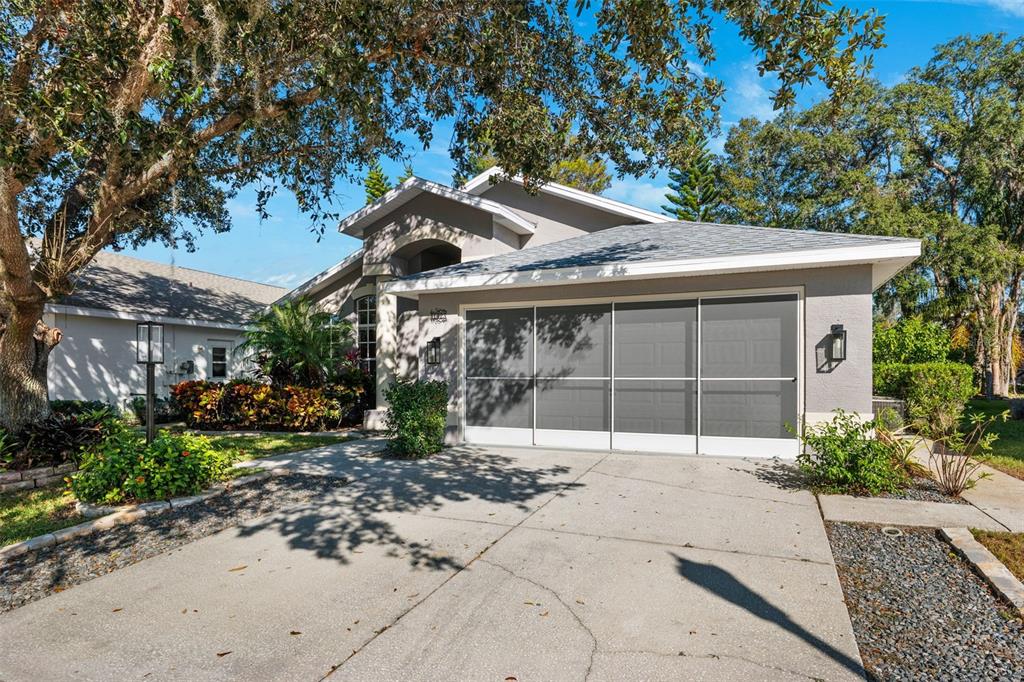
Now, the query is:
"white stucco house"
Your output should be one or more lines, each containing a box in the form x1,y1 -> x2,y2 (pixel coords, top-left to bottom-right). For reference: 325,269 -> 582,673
45,250 -> 285,410
283,168 -> 922,458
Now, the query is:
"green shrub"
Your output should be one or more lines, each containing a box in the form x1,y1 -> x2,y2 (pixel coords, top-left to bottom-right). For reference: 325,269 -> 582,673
797,410 -> 908,495
71,426 -> 229,504
128,396 -> 182,425
873,316 -> 951,364
874,361 -> 975,432
383,380 -> 449,458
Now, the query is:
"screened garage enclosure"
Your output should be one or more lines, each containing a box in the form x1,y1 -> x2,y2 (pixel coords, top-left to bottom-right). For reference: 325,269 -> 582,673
464,293 -> 800,458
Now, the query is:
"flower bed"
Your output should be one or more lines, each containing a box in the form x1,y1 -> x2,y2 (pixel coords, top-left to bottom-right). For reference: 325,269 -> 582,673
171,379 -> 364,431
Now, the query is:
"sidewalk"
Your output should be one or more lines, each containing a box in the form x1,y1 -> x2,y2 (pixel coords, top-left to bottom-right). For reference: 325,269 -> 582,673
819,440 -> 1024,532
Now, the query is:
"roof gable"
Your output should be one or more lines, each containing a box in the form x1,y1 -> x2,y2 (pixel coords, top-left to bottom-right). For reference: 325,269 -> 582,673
338,177 -> 536,238
461,166 -> 670,225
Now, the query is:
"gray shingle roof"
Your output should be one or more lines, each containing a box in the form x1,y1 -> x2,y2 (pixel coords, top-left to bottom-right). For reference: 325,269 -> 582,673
399,221 -> 919,282
57,250 -> 286,325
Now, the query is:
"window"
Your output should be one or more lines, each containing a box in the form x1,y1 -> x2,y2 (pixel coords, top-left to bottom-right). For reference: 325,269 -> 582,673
356,295 -> 377,375
210,345 -> 229,379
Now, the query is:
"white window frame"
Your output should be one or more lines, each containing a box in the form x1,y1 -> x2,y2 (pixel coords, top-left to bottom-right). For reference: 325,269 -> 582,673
207,340 -> 234,381
458,285 -> 804,458
356,294 -> 377,376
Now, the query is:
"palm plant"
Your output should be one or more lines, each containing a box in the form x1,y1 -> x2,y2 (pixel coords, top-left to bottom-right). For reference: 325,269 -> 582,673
239,298 -> 353,387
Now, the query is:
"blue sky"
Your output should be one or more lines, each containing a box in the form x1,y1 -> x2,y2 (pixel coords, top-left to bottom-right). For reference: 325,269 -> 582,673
123,0 -> 1024,290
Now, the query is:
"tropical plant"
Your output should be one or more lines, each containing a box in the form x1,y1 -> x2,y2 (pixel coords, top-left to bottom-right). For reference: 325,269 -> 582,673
662,131 -> 722,221
239,298 -> 353,387
0,0 -> 882,431
383,380 -> 449,458
920,410 -> 1005,496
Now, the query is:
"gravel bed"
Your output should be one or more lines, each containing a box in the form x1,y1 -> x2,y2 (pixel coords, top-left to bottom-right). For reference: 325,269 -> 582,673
827,522 -> 1024,681
0,474 -> 346,613
878,475 -> 969,505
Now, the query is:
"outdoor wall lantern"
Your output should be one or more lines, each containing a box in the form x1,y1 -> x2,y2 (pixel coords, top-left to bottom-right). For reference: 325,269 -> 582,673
830,324 -> 847,362
427,337 -> 442,365
136,322 -> 164,443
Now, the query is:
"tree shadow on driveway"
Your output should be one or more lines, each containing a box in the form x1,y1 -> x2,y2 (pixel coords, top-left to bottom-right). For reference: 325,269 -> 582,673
671,553 -> 863,678
235,446 -> 578,571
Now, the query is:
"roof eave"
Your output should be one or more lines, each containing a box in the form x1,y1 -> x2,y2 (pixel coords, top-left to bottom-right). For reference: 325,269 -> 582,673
460,165 -> 671,224
382,242 -> 922,300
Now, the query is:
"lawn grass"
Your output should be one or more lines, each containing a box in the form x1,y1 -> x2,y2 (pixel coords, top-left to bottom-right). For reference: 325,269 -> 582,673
0,485 -> 82,547
965,399 -> 1024,480
971,529 -> 1024,582
203,432 -> 356,466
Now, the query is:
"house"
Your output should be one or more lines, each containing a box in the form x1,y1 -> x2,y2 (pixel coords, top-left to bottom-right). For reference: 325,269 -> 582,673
287,167 -> 921,458
45,250 -> 285,410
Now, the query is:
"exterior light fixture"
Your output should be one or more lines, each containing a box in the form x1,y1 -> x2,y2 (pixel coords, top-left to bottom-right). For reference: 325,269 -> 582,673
136,322 -> 165,365
830,324 -> 847,362
427,337 -> 442,365
136,322 -> 165,443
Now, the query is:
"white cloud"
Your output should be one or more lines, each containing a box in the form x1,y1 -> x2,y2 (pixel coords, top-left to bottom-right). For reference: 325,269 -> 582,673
883,0 -> 1024,15
263,272 -> 307,288
729,62 -> 778,122
982,0 -> 1024,15
605,179 -> 670,213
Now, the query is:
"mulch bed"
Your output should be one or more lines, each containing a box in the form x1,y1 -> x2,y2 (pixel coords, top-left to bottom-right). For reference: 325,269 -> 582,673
827,522 -> 1024,681
878,475 -> 969,505
0,474 -> 346,614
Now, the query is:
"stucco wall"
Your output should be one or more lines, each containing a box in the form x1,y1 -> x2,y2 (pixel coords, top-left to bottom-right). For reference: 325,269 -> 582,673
47,311 -> 248,409
475,183 -> 644,248
360,193 -> 516,265
413,264 -> 875,438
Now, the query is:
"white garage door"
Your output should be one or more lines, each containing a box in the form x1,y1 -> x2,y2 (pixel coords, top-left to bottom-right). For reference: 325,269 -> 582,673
464,293 -> 799,458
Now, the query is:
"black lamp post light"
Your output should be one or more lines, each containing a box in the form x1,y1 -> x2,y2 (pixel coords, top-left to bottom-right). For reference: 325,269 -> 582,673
830,324 -> 847,362
136,321 -> 164,443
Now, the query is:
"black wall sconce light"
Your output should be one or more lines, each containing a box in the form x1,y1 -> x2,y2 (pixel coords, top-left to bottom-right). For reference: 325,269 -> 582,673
426,337 -> 441,365
830,324 -> 847,361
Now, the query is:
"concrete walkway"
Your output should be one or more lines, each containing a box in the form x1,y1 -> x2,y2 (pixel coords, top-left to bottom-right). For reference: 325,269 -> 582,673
0,443 -> 863,681
819,439 -> 1024,532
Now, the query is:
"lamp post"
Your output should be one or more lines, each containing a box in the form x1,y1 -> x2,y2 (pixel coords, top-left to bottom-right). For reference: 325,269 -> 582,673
136,322 -> 164,443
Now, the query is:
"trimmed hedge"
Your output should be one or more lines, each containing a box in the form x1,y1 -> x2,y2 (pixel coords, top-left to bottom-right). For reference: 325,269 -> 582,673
383,380 -> 449,458
873,361 -> 975,431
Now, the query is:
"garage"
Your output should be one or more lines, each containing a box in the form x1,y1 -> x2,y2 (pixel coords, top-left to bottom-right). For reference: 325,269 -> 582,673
463,292 -> 800,458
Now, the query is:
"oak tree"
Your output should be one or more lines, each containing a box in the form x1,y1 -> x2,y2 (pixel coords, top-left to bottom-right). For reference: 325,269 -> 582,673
0,0 -> 883,429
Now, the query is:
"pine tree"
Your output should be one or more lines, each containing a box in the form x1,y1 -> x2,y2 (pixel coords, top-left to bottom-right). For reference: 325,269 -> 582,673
364,161 -> 392,204
662,133 -> 722,221
397,163 -> 414,185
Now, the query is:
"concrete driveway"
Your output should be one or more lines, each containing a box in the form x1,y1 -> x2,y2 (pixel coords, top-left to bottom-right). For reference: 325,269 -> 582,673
0,442 -> 862,681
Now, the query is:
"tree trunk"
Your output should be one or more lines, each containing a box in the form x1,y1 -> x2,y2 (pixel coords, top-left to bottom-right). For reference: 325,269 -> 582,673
0,300 -> 61,432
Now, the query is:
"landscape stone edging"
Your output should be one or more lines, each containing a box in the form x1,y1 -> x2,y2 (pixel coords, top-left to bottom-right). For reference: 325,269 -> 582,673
940,527 -> 1024,617
0,468 -> 289,566
0,462 -> 78,493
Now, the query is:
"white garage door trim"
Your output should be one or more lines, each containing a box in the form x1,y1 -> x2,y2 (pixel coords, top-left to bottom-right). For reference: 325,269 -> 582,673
459,287 -> 803,459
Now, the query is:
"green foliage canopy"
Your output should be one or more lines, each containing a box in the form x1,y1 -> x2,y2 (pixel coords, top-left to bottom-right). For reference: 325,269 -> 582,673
873,317 -> 951,364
